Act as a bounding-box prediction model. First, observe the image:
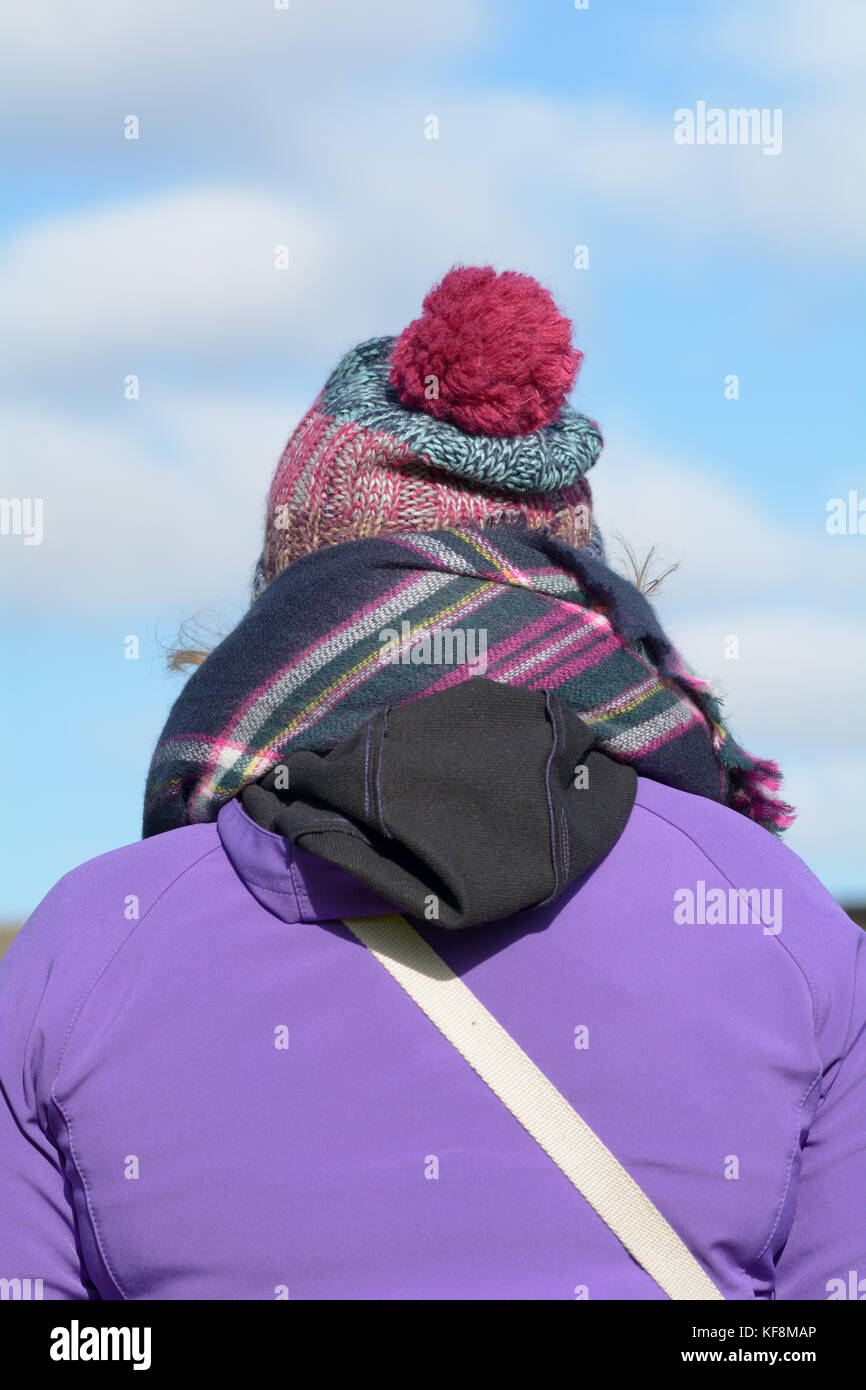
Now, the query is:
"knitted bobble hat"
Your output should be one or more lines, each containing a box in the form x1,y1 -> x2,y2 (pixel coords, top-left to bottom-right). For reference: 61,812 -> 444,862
254,265 -> 605,597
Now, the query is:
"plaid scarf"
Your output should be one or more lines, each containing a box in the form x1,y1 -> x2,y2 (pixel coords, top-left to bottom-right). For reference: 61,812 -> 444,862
143,522 -> 794,839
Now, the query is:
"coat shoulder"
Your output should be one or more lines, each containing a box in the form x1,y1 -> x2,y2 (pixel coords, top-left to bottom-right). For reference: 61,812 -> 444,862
0,824 -> 224,1064
632,777 -> 864,1045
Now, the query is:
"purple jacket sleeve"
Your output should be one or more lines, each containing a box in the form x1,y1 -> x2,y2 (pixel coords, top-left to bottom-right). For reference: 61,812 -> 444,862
773,928 -> 866,1301
0,884 -> 95,1300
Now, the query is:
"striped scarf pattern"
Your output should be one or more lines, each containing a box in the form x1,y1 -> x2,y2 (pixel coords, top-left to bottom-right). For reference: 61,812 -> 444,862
143,522 -> 794,839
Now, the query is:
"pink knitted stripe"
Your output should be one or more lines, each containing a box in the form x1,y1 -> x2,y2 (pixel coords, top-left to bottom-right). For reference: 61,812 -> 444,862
485,610 -> 596,677
264,405 -> 595,576
521,630 -> 624,689
401,605 -> 574,702
267,408 -> 333,524
501,622 -> 614,687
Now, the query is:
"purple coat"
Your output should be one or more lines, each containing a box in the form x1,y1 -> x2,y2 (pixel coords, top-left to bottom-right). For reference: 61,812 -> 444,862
1,756 -> 864,1299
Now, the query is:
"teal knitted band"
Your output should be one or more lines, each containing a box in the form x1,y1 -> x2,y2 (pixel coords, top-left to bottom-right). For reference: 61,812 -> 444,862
321,337 -> 603,494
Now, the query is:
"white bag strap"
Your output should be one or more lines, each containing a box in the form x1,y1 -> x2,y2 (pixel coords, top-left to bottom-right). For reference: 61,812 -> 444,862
344,913 -> 724,1302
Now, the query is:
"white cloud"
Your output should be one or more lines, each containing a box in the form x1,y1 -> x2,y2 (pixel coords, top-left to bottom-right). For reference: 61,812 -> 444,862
0,391 -> 301,608
278,88 -> 864,259
766,749 -> 866,901
702,0 -> 866,82
3,83 -> 861,391
661,612 -> 866,748
0,0 -> 487,106
589,437 -> 866,604
0,188 -> 357,373
588,440 -> 866,759
0,172 -> 554,381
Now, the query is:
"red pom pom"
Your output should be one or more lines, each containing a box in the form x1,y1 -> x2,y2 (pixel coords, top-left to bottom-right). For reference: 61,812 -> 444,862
389,265 -> 582,437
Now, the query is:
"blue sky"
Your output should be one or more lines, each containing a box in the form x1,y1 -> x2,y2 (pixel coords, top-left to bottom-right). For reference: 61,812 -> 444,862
2,0 -> 864,917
